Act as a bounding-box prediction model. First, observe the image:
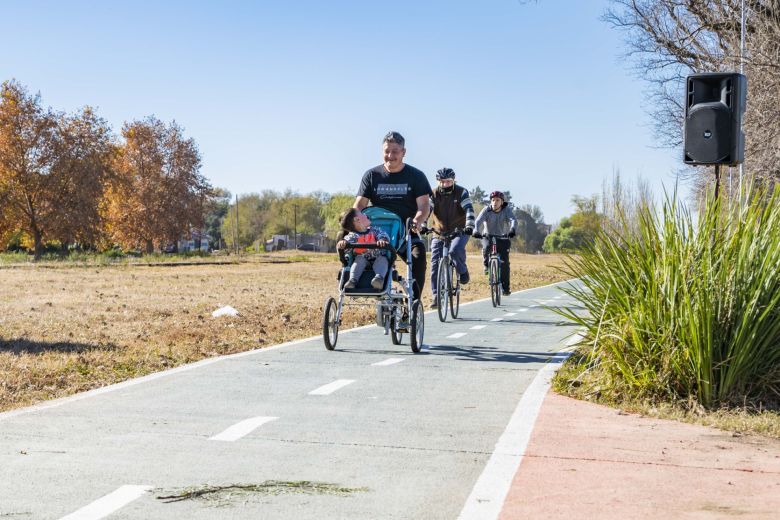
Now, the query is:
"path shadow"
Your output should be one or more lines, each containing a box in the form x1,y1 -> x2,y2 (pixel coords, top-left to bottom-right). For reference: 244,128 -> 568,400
426,344 -> 559,364
0,338 -> 118,355
457,316 -> 578,327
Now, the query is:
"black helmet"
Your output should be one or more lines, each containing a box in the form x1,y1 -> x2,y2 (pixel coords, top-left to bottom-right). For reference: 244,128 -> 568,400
436,167 -> 456,180
490,190 -> 505,201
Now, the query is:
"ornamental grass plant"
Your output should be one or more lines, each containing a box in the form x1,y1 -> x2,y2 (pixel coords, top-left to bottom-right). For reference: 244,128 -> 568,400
556,184 -> 780,409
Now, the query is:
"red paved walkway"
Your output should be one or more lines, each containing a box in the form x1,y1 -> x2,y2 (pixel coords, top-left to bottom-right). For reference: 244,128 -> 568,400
501,392 -> 780,519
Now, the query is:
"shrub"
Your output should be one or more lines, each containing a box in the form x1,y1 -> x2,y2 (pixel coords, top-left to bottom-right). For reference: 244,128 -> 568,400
556,185 -> 780,408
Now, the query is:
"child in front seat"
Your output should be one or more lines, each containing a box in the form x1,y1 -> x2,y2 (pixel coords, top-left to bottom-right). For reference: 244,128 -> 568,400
338,208 -> 391,290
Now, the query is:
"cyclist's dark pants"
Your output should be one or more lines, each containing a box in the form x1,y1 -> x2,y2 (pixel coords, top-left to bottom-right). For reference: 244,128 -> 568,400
398,236 -> 427,301
429,235 -> 469,296
481,238 -> 511,292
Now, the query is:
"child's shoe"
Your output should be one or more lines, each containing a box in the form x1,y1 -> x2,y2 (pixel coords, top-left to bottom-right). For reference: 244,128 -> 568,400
344,278 -> 357,289
371,275 -> 384,289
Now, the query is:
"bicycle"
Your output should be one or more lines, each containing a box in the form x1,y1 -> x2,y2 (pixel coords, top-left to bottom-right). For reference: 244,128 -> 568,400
423,227 -> 463,322
474,233 -> 509,307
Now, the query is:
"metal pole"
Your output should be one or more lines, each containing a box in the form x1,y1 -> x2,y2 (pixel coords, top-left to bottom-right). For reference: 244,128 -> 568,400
714,164 -> 721,200
294,204 -> 298,250
739,0 -> 746,186
234,194 -> 240,254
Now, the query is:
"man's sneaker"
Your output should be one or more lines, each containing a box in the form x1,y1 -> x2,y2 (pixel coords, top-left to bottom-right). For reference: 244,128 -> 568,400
483,267 -> 489,275
371,275 -> 384,289
459,271 -> 470,284
344,278 -> 357,289
502,289 -> 511,296
429,299 -> 438,309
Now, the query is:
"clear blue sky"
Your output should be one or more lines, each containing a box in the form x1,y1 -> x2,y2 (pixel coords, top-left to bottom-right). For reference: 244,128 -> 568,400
3,0 -> 683,223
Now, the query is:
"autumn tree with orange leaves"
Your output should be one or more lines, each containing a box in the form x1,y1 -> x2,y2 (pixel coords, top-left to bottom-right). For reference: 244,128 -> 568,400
0,80 -> 114,259
105,117 -> 210,253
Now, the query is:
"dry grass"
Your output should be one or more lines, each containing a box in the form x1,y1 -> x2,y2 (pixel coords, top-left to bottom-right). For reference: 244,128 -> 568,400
0,251 -> 568,412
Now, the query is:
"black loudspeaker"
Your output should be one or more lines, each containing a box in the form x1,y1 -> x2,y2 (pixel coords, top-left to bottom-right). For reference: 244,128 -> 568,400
683,72 -> 747,165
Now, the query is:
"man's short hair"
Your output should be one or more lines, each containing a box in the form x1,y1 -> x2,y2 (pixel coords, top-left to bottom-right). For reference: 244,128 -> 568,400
383,131 -> 405,148
340,207 -> 360,233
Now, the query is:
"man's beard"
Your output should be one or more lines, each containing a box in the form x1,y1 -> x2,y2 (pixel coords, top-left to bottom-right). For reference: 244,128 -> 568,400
440,186 -> 454,194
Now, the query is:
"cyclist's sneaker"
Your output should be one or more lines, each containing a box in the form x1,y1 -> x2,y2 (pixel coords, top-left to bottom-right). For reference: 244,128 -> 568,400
502,289 -> 511,296
459,271 -> 470,284
483,267 -> 489,275
429,299 -> 438,309
371,275 -> 384,289
344,278 -> 357,289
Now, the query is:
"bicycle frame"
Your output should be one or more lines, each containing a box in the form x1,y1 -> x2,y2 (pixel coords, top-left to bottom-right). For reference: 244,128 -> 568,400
424,227 -> 463,321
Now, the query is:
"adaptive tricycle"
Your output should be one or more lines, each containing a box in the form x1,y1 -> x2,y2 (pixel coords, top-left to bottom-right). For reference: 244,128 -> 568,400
322,206 -> 424,353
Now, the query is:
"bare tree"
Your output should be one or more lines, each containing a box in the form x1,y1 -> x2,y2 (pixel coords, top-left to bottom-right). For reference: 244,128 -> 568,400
605,1 -> 780,189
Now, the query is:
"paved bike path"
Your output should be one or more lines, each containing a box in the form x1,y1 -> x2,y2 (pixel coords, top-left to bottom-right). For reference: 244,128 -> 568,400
0,282 -> 576,519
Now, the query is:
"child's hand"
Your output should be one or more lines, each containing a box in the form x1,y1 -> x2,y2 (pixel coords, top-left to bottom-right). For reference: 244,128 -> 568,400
337,240 -> 346,250
377,239 -> 388,247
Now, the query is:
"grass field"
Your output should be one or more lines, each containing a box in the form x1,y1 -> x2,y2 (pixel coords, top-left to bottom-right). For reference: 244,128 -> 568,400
0,251 -> 568,412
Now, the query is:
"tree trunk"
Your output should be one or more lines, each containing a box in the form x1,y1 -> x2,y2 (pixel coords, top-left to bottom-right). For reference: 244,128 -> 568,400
32,228 -> 44,261
145,239 -> 154,255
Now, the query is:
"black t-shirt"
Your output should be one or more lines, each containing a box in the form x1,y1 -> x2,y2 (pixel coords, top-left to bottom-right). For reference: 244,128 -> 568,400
357,164 -> 433,222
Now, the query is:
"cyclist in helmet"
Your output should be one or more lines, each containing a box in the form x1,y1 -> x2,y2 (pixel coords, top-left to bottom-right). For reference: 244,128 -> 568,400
428,167 -> 475,309
474,190 -> 517,296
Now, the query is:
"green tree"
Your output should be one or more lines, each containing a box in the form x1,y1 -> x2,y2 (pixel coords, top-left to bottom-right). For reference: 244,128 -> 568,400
320,192 -> 355,239
221,191 -> 278,250
543,195 -> 602,253
203,187 -> 231,249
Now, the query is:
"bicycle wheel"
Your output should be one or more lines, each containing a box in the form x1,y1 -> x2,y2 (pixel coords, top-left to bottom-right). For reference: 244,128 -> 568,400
390,315 -> 403,345
490,259 -> 500,307
322,297 -> 339,350
410,299 -> 424,353
450,262 -> 460,318
437,260 -> 449,322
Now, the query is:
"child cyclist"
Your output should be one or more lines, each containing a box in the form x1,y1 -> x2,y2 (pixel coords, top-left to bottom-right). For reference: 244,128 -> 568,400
473,191 -> 517,296
338,208 -> 391,289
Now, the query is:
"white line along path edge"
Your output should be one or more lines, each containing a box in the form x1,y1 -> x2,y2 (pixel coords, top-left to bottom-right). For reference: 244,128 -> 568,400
458,332 -> 582,520
59,485 -> 152,520
209,416 -> 278,442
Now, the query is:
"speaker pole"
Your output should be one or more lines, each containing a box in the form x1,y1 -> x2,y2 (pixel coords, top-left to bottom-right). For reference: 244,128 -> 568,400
714,164 -> 721,199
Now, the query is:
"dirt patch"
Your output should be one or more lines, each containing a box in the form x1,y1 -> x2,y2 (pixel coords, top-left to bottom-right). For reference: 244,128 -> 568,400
0,252 -> 568,412
156,481 -> 368,504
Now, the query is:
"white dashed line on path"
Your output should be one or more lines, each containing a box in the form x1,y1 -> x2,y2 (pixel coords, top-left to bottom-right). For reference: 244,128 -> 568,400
447,332 -> 468,339
490,317 -> 503,322
209,416 -> 279,442
470,325 -> 487,330
372,358 -> 405,366
59,485 -> 152,520
518,308 -> 529,312
504,313 -> 517,317
309,379 -> 356,396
